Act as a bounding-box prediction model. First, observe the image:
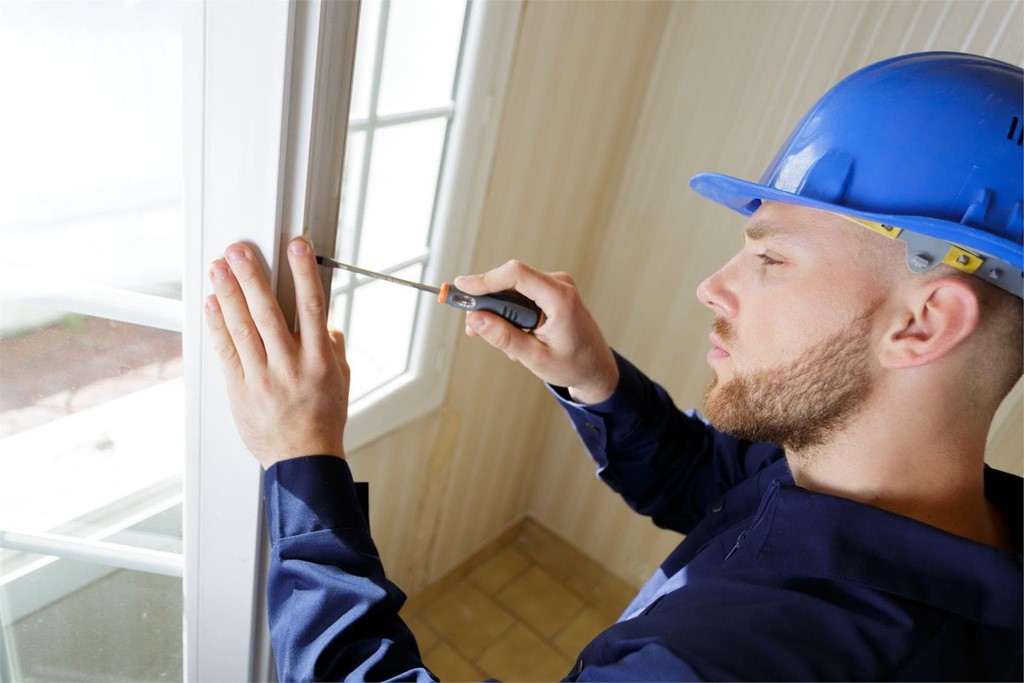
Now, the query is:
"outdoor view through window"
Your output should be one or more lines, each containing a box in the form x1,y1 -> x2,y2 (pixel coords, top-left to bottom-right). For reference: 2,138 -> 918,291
0,2 -> 185,680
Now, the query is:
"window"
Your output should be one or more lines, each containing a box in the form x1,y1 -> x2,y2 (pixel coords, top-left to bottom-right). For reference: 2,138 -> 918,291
336,0 -> 522,450
0,2 -> 185,679
0,1 -> 520,679
330,0 -> 468,401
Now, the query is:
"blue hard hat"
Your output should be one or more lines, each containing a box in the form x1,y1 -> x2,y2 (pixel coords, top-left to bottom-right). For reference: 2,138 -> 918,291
690,52 -> 1024,298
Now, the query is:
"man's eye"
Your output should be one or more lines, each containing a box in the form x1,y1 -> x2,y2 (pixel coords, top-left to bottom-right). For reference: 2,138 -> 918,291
756,253 -> 782,266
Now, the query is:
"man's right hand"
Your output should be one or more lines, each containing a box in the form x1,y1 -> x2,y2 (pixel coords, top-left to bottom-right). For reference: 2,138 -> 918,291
455,260 -> 619,405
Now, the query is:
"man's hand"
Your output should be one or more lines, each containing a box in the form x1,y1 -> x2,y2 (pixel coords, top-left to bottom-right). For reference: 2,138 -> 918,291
456,260 -> 619,405
204,237 -> 349,468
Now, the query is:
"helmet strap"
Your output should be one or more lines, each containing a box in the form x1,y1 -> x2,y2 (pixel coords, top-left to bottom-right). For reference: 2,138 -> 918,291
831,213 -> 1024,299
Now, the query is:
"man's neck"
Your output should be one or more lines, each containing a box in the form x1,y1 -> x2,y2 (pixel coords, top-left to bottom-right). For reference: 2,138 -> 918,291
784,400 -> 1013,551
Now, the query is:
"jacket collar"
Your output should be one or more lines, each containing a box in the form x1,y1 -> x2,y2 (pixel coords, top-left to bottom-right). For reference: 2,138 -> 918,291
748,470 -> 1023,627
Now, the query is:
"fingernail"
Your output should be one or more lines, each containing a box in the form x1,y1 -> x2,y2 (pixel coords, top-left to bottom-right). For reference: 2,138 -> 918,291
210,263 -> 229,281
454,275 -> 470,287
467,314 -> 485,332
289,239 -> 309,255
226,248 -> 245,262
204,295 -> 220,313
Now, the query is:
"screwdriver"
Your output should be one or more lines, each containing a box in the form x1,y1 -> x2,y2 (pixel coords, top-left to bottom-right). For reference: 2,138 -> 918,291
315,255 -> 544,332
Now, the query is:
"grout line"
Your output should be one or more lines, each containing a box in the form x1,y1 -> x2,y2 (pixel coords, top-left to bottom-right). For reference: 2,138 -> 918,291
422,629 -> 488,681
468,619 -> 517,667
465,551 -> 532,597
548,601 -> 589,650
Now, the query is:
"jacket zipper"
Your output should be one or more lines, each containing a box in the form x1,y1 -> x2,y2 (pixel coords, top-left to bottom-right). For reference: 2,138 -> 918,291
725,479 -> 780,560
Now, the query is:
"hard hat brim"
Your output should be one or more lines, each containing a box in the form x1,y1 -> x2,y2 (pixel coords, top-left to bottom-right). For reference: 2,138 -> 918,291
689,172 -> 1023,271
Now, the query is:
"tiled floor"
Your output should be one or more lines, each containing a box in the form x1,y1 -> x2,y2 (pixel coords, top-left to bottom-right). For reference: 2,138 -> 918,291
401,519 -> 638,682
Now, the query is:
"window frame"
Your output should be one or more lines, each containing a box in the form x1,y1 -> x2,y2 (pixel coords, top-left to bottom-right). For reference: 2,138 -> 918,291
340,0 -> 524,451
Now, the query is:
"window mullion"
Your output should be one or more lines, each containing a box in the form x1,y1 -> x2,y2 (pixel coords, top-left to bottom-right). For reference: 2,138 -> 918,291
2,272 -> 183,332
0,530 -> 182,578
349,103 -> 454,132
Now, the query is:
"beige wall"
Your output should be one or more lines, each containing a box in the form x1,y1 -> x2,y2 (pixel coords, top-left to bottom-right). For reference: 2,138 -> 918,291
350,0 -> 1024,595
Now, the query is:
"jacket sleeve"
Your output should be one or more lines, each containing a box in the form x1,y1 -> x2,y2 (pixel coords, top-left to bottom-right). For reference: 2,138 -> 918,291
263,456 -> 437,683
551,351 -> 783,534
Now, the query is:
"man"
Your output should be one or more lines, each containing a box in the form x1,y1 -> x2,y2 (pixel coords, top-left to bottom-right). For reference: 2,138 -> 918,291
205,52 -> 1022,680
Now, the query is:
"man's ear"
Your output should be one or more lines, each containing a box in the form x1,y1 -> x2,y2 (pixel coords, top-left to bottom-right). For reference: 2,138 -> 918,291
879,277 -> 980,370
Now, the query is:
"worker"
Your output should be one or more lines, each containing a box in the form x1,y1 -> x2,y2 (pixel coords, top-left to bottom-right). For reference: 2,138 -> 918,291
205,52 -> 1023,681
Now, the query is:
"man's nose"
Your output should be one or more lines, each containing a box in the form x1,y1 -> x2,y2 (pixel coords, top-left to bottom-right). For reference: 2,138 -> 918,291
696,264 -> 737,319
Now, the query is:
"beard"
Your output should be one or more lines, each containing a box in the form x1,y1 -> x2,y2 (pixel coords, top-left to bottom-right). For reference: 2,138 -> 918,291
703,309 -> 876,452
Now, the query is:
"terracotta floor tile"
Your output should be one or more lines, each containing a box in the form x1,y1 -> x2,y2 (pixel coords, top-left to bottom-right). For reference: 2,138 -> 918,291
423,641 -> 487,682
495,565 -> 585,639
513,522 -> 601,586
477,623 -> 575,682
421,582 -> 515,659
469,544 -> 531,595
552,605 -> 611,659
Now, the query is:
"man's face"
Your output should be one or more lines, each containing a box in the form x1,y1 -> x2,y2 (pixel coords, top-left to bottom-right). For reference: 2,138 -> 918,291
696,202 -> 891,451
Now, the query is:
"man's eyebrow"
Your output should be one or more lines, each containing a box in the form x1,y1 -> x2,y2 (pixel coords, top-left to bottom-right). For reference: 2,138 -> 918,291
743,223 -> 808,250
744,224 -> 784,241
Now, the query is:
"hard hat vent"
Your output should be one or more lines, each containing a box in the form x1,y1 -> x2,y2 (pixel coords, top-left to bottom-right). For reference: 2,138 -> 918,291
1008,116 -> 1023,147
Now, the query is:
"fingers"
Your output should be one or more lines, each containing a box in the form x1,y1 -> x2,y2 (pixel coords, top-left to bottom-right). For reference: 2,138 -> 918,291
328,328 -> 350,379
208,257 -> 269,374
454,260 -> 569,316
287,238 -> 332,359
465,310 -> 533,362
456,260 -> 617,399
203,292 -> 242,380
222,244 -> 294,359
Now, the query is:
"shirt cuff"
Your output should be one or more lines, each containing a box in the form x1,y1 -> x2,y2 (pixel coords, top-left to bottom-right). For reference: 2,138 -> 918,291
263,455 -> 369,544
548,351 -> 651,459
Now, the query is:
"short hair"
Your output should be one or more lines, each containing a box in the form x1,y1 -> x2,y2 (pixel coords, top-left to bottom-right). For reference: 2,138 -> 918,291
853,222 -> 1023,402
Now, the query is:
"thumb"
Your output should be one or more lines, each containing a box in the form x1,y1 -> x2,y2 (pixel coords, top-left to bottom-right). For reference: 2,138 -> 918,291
466,311 -> 533,362
328,329 -> 349,371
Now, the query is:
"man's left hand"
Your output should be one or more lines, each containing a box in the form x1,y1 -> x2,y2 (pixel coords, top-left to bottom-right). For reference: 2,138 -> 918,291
204,237 -> 349,468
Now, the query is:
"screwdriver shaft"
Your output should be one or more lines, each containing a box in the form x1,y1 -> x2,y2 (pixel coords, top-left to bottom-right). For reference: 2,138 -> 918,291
315,255 -> 440,295
315,254 -> 543,331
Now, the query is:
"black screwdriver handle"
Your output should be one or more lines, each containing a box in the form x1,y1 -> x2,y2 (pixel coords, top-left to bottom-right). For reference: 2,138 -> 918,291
439,283 -> 544,332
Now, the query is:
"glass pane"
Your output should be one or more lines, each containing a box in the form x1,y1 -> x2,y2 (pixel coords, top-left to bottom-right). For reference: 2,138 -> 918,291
377,0 -> 468,116
0,1 -> 183,298
1,307 -> 182,437
358,119 -> 448,267
327,290 -> 351,336
0,4 -> 185,680
0,554 -> 182,682
0,306 -> 183,542
346,264 -> 423,399
336,130 -> 367,267
349,0 -> 382,121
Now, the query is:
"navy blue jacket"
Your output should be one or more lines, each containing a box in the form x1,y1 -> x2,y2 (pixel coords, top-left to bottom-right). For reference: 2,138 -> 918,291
263,353 -> 1023,681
